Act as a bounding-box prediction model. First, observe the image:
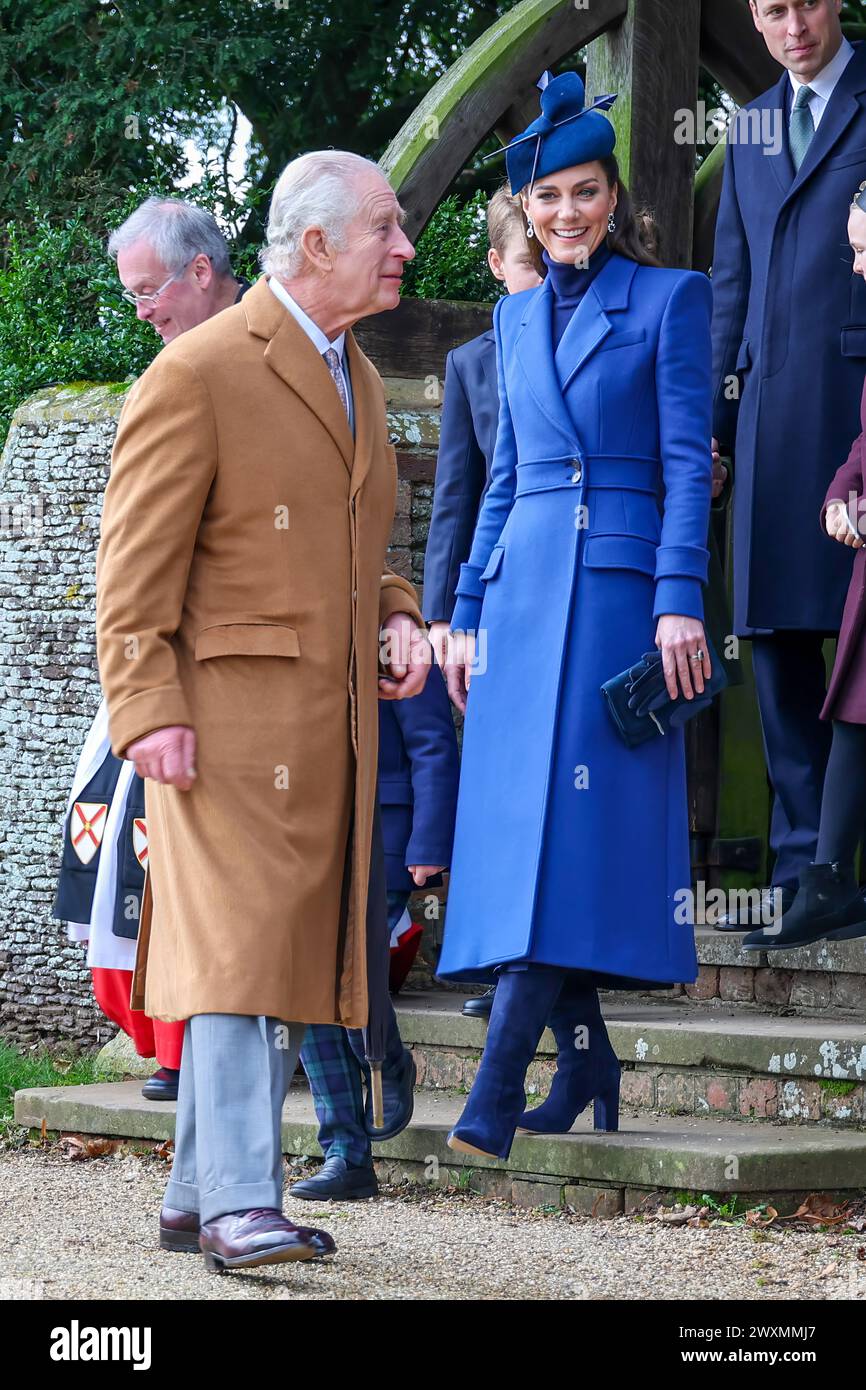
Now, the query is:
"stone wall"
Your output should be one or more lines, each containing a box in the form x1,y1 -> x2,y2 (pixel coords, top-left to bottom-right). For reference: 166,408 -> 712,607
0,380 -> 441,1050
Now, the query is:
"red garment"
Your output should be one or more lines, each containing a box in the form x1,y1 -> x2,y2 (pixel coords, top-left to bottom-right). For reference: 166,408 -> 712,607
91,967 -> 184,1070
821,383 -> 866,725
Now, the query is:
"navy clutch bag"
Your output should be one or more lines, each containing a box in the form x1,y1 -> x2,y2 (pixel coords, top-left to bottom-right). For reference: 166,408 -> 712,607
601,637 -> 728,748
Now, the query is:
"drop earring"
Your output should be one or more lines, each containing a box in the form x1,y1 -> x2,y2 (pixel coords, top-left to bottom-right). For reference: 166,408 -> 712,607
608,210 -> 616,234
526,215 -> 535,239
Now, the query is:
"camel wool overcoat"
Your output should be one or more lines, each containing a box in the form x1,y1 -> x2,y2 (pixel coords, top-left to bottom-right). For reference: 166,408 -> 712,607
96,275 -> 422,1026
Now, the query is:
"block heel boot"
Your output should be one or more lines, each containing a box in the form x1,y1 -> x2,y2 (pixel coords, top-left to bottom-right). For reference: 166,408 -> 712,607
446,967 -> 566,1161
517,978 -> 621,1134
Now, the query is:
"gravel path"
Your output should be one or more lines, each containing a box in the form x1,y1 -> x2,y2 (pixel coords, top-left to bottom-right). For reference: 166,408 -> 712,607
1,1148 -> 864,1301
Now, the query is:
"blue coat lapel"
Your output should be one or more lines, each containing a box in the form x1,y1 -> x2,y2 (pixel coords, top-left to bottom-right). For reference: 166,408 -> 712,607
514,277 -> 581,451
557,254 -> 638,393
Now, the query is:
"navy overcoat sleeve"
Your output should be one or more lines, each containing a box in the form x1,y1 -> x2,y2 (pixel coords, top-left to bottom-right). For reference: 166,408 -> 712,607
422,349 -> 489,624
389,662 -> 459,870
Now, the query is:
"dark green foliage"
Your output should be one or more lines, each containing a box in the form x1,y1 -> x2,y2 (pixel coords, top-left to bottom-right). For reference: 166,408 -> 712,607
402,193 -> 497,304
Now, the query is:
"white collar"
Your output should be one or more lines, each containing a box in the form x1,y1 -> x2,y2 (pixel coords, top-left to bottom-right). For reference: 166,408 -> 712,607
267,275 -> 347,361
790,35 -> 854,102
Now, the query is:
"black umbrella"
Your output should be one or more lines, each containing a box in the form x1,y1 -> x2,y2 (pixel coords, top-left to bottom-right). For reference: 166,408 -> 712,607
362,801 -> 391,1129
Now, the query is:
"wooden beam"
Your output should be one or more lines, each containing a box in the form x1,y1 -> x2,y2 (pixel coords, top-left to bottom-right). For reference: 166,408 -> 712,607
585,0 -> 702,269
700,0 -> 782,105
380,0 -> 629,240
355,297 -> 493,382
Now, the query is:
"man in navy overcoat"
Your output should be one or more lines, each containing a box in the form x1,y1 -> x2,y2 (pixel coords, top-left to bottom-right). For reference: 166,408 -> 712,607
711,1 -> 866,919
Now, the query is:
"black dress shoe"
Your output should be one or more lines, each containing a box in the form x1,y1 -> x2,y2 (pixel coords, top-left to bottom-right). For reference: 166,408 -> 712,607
713,886 -> 795,932
289,1154 -> 378,1202
462,985 -> 496,1018
198,1208 -> 335,1273
142,1067 -> 179,1101
159,1205 -> 200,1253
742,862 -> 866,951
364,1048 -> 416,1141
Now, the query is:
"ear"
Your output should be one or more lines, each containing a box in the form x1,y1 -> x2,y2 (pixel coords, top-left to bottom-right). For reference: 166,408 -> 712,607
192,254 -> 214,289
299,224 -> 333,273
487,247 -> 506,281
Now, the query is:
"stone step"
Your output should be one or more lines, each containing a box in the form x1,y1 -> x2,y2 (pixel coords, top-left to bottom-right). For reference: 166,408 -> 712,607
393,992 -> 866,1128
14,1080 -> 866,1216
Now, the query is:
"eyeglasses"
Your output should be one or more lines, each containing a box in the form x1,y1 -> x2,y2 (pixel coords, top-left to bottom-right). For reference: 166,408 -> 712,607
120,260 -> 192,307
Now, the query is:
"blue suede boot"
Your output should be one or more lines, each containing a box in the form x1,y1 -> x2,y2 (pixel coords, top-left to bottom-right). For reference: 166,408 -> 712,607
446,967 -> 565,1160
516,977 -> 620,1134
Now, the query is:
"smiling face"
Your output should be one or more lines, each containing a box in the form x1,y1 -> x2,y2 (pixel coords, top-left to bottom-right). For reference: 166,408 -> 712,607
322,170 -> 415,323
521,161 -> 617,265
115,240 -> 218,344
749,0 -> 843,81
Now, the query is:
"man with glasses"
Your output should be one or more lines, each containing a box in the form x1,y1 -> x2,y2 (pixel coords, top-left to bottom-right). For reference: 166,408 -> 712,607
111,197 -> 247,344
55,199 -> 247,1103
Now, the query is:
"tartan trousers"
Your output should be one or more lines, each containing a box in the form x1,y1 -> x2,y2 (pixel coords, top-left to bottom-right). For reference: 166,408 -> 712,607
300,889 -> 410,1167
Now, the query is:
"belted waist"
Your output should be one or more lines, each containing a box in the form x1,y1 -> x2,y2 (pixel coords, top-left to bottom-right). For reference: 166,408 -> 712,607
514,454 -> 660,496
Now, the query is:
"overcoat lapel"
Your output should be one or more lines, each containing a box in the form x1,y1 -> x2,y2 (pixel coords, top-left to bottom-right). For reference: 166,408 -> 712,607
557,254 -> 638,393
752,73 -> 795,198
344,331 -> 376,500
514,278 -> 582,451
783,44 -> 866,206
242,276 -> 355,474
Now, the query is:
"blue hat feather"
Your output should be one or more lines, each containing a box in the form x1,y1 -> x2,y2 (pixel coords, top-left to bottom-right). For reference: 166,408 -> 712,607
498,70 -> 618,196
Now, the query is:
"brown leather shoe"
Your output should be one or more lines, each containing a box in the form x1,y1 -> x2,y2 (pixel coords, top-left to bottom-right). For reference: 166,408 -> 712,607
198,1207 -> 336,1273
159,1206 -> 201,1254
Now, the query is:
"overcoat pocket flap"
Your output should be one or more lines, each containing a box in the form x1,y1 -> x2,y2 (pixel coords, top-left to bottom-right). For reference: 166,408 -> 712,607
841,326 -> 866,358
194,623 -> 301,660
599,327 -> 647,352
735,339 -> 751,371
583,534 -> 657,575
480,545 -> 505,581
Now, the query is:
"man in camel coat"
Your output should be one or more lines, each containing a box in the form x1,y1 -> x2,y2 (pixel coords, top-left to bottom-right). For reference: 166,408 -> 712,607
96,150 -> 430,1271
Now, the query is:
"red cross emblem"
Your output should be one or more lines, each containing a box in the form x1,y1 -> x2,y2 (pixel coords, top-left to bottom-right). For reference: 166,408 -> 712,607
70,802 -> 108,865
132,818 -> 148,869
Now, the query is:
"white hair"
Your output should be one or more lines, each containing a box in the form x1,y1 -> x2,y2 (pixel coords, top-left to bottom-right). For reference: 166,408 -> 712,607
260,150 -> 385,280
107,197 -> 232,276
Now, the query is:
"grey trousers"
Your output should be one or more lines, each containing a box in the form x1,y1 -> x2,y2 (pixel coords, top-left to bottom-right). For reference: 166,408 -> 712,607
164,1013 -> 304,1224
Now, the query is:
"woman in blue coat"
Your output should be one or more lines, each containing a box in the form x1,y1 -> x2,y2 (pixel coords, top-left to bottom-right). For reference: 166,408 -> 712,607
437,72 -> 714,1160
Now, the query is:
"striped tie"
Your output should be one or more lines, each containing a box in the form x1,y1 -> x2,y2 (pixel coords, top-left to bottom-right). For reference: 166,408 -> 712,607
324,347 -> 349,417
789,84 -> 815,172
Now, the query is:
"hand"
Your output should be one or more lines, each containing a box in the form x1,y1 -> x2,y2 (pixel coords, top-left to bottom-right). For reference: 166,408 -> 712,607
378,612 -> 432,700
407,864 -> 445,887
125,726 -> 197,789
427,621 -> 451,669
654,616 -> 711,702
711,439 -> 728,500
825,499 -> 864,548
443,629 -> 475,714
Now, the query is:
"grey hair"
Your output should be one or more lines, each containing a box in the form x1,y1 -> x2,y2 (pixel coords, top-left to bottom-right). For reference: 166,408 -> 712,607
260,150 -> 384,280
107,197 -> 232,277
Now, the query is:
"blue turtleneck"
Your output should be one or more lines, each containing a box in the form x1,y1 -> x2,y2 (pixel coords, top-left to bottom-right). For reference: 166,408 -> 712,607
543,240 -> 613,350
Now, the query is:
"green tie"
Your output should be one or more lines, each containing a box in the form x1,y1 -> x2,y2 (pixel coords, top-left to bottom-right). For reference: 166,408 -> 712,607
789,84 -> 815,171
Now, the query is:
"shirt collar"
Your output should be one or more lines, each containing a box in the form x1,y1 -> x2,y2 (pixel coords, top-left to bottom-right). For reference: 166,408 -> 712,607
790,35 -> 854,103
267,275 -> 346,360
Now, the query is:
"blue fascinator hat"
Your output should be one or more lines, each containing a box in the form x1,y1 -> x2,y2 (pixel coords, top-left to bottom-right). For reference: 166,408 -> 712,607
490,71 -> 618,196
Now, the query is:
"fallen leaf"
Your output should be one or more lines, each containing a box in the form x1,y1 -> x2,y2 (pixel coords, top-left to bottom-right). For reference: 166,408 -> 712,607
780,1193 -> 851,1227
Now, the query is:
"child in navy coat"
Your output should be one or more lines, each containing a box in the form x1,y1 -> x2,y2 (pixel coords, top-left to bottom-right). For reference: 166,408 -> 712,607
291,659 -> 458,1202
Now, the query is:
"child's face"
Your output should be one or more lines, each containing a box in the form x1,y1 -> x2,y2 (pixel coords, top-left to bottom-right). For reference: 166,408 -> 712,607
488,233 -> 543,295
